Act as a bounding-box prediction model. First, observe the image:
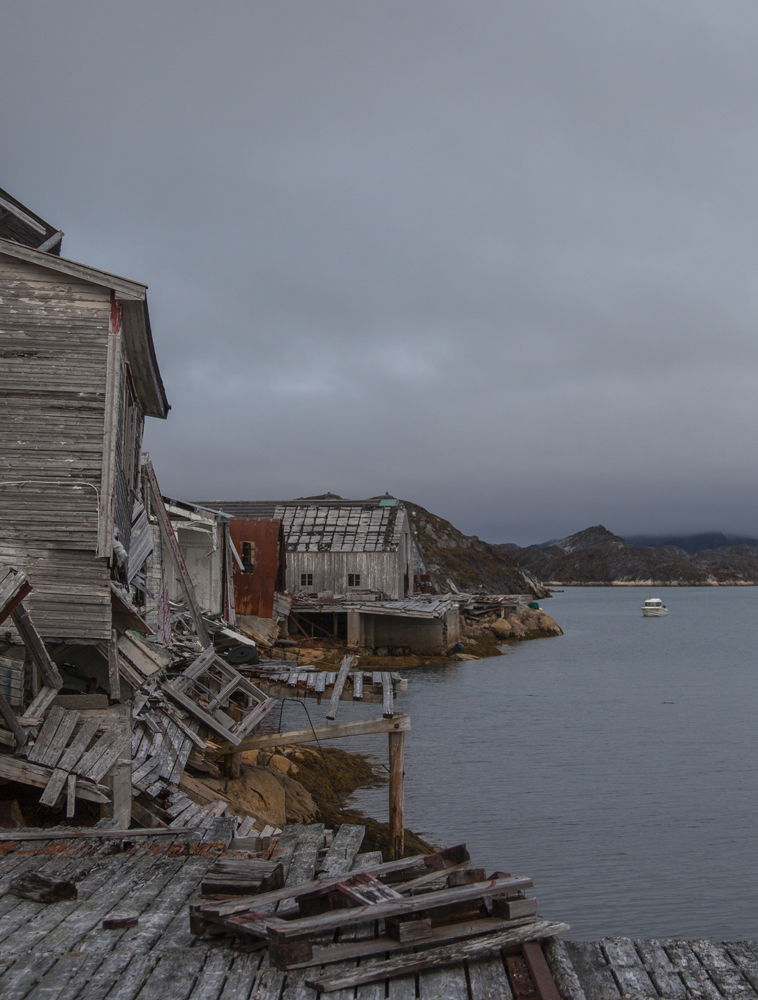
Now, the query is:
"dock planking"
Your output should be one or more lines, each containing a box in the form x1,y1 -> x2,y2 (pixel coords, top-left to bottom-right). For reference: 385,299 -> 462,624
0,825 -> 757,1000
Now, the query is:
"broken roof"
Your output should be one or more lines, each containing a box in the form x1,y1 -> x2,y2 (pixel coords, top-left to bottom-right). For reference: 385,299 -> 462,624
0,185 -> 62,255
195,496 -> 406,554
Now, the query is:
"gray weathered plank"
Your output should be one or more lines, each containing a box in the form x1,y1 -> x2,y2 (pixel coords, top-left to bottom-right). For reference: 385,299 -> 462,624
285,824 -> 326,887
418,964 -> 468,1000
634,938 -> 687,998
565,942 -> 621,1000
601,938 -> 657,998
27,706 -> 66,763
319,825 -> 365,878
690,939 -> 755,999
467,953 -> 514,1000
661,940 -> 722,1000
327,657 -> 355,721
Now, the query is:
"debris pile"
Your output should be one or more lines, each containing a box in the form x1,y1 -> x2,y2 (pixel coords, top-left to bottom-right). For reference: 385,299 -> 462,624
190,827 -> 569,991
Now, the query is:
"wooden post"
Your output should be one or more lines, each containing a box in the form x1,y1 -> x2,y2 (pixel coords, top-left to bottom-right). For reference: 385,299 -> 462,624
388,730 -> 405,860
108,629 -> 120,702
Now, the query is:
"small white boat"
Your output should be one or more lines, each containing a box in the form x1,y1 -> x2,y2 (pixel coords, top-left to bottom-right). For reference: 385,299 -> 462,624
642,597 -> 668,617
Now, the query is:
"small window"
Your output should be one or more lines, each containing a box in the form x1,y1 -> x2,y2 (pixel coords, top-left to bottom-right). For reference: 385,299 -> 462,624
301,573 -> 313,587
348,573 -> 361,587
241,541 -> 255,574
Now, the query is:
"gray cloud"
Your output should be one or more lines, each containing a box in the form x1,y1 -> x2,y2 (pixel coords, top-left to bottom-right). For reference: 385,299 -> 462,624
3,1 -> 758,543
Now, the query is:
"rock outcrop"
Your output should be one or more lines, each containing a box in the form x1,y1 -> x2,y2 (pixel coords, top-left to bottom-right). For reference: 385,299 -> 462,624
404,500 -> 548,597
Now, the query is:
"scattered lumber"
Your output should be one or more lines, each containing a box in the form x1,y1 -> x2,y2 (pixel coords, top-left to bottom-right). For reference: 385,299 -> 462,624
201,858 -> 284,896
0,564 -> 33,625
305,920 -> 570,992
103,916 -> 139,929
8,871 -> 78,902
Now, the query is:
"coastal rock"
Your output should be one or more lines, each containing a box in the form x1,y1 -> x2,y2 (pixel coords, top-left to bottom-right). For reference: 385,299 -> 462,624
507,617 -> 528,638
275,772 -> 318,824
491,618 -> 513,638
537,613 -> 562,635
403,500 -> 547,597
266,752 -> 299,777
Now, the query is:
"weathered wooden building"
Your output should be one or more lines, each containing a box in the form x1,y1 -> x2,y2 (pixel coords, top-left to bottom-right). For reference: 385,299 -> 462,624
199,495 -> 415,600
0,229 -> 169,642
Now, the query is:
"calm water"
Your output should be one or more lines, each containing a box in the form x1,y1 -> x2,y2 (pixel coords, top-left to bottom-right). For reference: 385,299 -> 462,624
274,587 -> 758,940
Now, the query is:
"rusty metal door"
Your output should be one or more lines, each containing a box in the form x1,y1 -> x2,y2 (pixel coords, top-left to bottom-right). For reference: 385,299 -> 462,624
229,518 -> 285,618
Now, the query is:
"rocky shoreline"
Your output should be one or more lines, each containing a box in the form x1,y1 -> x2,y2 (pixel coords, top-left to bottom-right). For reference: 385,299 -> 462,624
182,740 -> 433,858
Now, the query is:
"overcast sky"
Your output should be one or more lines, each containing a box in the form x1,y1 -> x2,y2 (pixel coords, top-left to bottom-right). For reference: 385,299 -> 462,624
3,2 -> 758,544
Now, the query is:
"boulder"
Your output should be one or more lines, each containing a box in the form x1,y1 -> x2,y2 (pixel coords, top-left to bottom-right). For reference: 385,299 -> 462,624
490,618 -> 512,638
537,614 -> 563,635
277,772 -> 318,824
507,617 -> 528,638
266,753 -> 299,777
238,765 -> 287,827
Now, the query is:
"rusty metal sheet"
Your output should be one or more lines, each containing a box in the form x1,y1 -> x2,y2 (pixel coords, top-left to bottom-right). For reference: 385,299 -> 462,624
230,518 -> 285,619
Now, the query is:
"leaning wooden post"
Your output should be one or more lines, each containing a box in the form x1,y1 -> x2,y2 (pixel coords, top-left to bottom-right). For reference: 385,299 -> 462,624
388,730 -> 405,860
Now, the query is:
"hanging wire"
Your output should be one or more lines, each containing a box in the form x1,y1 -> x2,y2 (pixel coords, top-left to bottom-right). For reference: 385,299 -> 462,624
274,696 -> 346,818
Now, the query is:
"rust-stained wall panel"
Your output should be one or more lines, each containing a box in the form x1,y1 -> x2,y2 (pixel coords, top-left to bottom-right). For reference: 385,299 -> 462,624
230,518 -> 284,618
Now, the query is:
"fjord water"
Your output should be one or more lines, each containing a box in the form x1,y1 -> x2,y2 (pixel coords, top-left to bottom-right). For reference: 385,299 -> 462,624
344,587 -> 758,940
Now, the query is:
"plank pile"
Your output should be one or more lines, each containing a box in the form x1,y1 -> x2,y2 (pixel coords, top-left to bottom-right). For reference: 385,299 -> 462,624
236,660 -> 407,719
0,704 -> 129,815
191,839 -> 569,991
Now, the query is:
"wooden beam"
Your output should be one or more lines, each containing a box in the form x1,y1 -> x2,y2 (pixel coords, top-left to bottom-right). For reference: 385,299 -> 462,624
0,826 -> 193,842
523,941 -> 563,1000
143,460 -> 211,647
0,565 -> 33,626
107,629 -> 120,702
382,672 -> 394,718
214,712 -> 411,756
223,523 -> 237,625
0,691 -> 26,747
326,655 -> 355,720
305,921 -> 570,992
388,730 -> 405,860
11,603 -> 62,690
97,304 -> 122,558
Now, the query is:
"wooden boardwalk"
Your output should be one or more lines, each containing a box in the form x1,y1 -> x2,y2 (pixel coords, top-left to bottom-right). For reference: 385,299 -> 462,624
561,938 -> 758,1000
0,821 -> 754,1000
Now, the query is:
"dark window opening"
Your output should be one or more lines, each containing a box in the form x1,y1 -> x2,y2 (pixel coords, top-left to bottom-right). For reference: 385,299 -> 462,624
348,573 -> 361,587
242,541 -> 255,573
301,573 -> 313,587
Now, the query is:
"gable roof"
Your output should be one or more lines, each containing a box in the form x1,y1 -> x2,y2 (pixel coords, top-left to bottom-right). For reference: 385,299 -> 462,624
0,237 -> 168,419
196,497 -> 406,553
0,186 -> 63,255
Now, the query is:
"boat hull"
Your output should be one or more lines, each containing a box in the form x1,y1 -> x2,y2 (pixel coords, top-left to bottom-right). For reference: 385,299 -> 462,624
642,608 -> 668,617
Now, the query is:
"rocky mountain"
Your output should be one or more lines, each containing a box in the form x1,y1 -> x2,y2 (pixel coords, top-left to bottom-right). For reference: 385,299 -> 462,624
496,525 -> 758,586
624,531 -> 758,555
403,501 -> 546,597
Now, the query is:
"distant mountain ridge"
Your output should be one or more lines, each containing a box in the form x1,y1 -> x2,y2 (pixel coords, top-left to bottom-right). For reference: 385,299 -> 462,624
623,531 -> 758,555
497,525 -> 758,586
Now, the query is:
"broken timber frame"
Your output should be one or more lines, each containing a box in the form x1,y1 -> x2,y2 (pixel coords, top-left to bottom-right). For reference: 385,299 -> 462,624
215,712 -> 410,859
143,460 -> 211,647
